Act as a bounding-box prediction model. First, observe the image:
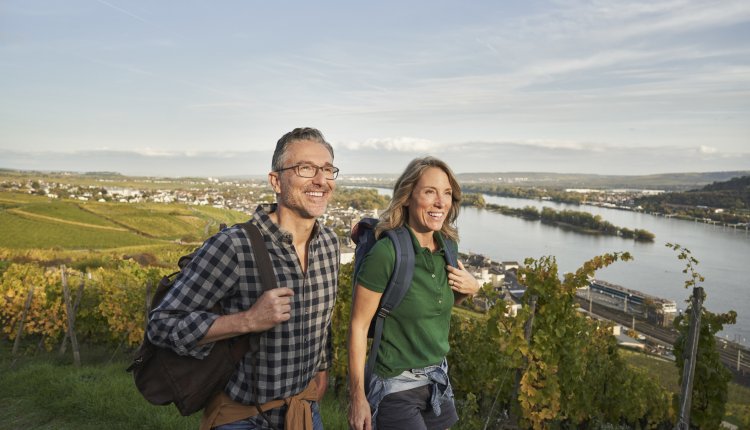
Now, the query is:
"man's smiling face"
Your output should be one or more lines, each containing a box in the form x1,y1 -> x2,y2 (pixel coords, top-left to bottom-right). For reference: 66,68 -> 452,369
271,139 -> 336,220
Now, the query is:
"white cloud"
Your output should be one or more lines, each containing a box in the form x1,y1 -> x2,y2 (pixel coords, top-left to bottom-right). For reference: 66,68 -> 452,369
699,145 -> 719,155
443,140 -> 603,154
341,137 -> 438,152
133,148 -> 177,157
543,0 -> 750,42
521,140 -> 604,152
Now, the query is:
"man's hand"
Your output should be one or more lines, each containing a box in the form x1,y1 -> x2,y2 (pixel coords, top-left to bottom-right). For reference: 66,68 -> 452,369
197,287 -> 293,345
242,287 -> 294,332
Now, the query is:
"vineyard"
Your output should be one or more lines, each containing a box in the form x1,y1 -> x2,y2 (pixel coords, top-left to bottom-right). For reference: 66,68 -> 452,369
0,191 -> 251,349
0,192 -> 248,249
2,190 -> 749,428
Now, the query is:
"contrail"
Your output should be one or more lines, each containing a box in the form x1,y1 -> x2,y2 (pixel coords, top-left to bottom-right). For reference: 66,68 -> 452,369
93,0 -> 151,24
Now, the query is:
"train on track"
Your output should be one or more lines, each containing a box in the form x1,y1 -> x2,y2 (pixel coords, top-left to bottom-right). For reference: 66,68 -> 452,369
577,279 -> 678,327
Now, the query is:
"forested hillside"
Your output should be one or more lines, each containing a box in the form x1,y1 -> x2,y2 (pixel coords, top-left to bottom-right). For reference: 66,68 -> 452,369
635,175 -> 750,212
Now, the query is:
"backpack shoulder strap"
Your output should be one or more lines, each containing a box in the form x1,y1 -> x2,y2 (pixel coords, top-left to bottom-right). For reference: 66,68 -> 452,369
378,226 -> 416,315
365,225 -> 415,388
443,237 -> 458,268
239,222 -> 277,295
351,217 -> 379,288
230,221 -> 278,363
237,221 -> 280,427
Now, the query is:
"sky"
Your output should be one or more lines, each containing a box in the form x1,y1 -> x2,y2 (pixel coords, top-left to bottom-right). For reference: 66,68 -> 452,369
1,0 -> 749,178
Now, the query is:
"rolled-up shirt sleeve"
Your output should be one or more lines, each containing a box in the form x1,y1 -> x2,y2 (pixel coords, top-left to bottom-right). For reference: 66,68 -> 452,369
147,232 -> 240,358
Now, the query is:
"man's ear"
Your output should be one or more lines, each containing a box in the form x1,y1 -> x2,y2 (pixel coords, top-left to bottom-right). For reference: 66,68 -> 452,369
268,172 -> 282,194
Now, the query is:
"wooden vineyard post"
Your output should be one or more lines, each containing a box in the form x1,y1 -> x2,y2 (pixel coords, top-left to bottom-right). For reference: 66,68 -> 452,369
144,280 -> 153,331
674,287 -> 704,430
12,285 -> 36,357
60,273 -> 85,355
61,265 -> 82,367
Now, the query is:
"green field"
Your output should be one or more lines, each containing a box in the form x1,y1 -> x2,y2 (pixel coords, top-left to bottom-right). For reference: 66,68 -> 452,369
81,202 -> 248,240
0,212 -> 161,249
16,201 -> 121,228
0,191 -> 250,250
0,194 -> 50,204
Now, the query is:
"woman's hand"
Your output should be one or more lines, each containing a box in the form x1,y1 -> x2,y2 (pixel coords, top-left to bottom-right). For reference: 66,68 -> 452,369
348,394 -> 372,430
447,260 -> 481,298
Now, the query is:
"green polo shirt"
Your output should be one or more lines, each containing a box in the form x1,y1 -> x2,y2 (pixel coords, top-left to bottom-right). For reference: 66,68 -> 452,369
356,225 -> 457,378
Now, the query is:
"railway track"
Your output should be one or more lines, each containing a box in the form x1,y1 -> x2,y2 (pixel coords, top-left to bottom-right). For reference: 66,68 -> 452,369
575,297 -> 750,386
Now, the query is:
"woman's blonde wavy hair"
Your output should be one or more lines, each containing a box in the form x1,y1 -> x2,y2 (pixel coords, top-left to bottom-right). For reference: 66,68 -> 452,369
375,156 -> 461,242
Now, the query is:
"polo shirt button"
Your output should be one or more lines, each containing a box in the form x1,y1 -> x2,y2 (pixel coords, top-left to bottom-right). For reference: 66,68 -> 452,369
431,274 -> 435,278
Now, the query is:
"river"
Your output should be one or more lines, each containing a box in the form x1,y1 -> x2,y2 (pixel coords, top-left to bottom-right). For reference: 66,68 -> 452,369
367,188 -> 750,346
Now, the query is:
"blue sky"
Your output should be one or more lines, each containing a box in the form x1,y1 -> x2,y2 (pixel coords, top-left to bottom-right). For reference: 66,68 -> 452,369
2,0 -> 749,177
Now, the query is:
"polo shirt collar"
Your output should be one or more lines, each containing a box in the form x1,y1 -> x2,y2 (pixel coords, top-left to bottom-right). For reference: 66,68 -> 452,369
404,223 -> 447,255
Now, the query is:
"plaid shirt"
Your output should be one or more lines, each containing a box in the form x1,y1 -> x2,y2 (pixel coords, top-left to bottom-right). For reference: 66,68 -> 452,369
148,204 -> 339,428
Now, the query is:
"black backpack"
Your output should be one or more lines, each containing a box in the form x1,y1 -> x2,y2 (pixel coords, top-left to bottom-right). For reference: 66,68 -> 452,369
127,222 -> 277,418
351,217 -> 457,390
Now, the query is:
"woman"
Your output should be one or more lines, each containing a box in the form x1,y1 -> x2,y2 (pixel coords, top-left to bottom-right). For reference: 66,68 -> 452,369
348,156 -> 481,430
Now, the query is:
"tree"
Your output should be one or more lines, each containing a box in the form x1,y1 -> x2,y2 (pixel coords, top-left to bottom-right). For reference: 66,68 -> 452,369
512,252 -> 672,428
634,229 -> 655,242
461,193 -> 486,208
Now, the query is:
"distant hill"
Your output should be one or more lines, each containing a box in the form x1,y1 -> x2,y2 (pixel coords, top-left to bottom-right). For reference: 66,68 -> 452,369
340,171 -> 750,191
700,175 -> 750,192
455,171 -> 750,190
635,175 -> 750,211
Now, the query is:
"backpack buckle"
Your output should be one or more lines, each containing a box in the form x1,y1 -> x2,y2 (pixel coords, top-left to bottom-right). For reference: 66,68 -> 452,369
377,307 -> 390,319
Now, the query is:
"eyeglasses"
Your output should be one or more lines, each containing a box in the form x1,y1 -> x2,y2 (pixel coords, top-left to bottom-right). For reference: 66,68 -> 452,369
276,163 -> 340,180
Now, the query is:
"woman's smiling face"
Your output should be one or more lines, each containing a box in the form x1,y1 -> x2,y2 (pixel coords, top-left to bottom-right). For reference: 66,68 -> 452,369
406,167 -> 453,235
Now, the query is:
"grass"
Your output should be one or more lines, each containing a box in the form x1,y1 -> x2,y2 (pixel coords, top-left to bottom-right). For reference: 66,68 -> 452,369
0,194 -> 48,205
621,349 -> 750,427
20,201 -> 121,227
190,205 -> 249,225
3,342 -> 749,429
80,202 -> 247,240
0,341 -> 349,430
0,212 -> 161,249
620,349 -> 681,393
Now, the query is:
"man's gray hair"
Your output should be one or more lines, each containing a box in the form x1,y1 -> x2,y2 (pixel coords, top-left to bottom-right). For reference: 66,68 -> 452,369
272,127 -> 334,171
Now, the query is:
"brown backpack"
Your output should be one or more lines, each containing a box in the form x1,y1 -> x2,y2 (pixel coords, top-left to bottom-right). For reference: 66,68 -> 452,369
126,222 -> 276,417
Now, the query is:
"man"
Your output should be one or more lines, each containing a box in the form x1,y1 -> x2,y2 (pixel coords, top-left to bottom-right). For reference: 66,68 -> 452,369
147,127 -> 340,429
